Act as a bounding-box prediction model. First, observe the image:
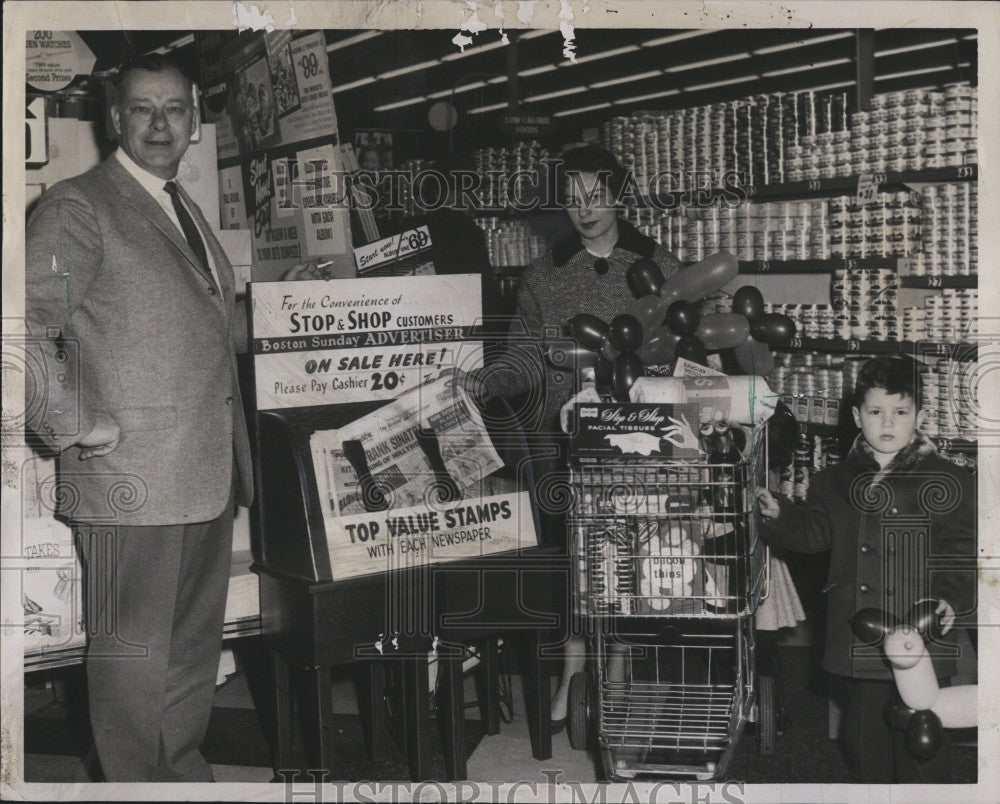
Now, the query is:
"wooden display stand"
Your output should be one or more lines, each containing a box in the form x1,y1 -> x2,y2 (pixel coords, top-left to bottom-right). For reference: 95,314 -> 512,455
249,276 -> 568,780
253,401 -> 567,780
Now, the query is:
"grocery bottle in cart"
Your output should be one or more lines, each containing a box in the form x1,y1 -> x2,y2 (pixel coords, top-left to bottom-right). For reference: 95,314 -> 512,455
709,419 -> 741,522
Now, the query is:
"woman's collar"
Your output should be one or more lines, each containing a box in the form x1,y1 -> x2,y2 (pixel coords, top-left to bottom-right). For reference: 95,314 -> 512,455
551,218 -> 657,267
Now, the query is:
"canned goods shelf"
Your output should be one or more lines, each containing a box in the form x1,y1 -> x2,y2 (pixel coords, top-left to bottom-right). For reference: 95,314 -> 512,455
736,257 -> 898,274
898,274 -> 978,289
741,164 -> 977,202
775,337 -> 977,361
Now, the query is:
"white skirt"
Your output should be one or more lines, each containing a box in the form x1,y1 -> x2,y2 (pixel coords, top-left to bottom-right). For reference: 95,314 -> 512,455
756,552 -> 806,631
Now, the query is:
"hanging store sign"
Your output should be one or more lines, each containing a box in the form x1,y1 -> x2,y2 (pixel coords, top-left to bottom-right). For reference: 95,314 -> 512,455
500,112 -> 554,137
25,31 -> 95,93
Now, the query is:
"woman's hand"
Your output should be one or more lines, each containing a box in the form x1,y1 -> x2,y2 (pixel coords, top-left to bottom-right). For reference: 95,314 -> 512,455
282,259 -> 335,281
935,599 -> 956,635
755,486 -> 781,520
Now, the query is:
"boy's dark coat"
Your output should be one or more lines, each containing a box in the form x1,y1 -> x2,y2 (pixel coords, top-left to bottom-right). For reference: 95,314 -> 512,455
762,434 -> 976,680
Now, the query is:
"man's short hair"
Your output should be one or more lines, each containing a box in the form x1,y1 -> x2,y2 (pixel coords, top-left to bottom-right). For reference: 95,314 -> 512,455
114,53 -> 193,91
555,143 -> 629,205
853,355 -> 924,411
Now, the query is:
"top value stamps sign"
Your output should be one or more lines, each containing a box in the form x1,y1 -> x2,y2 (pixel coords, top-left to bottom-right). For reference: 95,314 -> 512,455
250,274 -> 483,409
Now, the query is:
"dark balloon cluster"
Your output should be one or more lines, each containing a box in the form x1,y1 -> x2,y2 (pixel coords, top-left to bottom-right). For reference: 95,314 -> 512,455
850,602 -> 948,761
561,253 -> 798,400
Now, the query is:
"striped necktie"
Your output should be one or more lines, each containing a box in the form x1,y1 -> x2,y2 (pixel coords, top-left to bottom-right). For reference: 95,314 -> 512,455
163,181 -> 213,283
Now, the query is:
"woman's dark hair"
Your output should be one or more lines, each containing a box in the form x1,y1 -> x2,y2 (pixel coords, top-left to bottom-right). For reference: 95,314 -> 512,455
852,355 -> 923,411
555,143 -> 629,205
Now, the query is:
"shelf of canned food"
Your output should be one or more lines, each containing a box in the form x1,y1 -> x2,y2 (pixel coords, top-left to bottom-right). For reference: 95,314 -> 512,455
773,337 -> 976,360
734,164 -> 978,202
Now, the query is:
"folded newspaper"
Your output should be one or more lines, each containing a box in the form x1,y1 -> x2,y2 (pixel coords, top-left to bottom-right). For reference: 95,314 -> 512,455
312,372 -> 503,517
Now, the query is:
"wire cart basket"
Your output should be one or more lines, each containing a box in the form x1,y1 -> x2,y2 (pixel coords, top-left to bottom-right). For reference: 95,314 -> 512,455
566,422 -> 773,781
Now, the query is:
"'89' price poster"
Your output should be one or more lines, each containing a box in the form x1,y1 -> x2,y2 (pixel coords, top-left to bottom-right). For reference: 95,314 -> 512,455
250,275 -> 484,410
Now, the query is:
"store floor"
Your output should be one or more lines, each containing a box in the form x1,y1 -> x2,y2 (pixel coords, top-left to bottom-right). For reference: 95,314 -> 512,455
23,642 -> 976,785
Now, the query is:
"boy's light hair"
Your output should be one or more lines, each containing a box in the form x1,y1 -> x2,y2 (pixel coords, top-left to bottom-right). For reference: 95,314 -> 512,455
852,355 -> 924,411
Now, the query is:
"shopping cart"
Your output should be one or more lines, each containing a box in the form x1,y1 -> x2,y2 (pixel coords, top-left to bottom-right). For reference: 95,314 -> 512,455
566,422 -> 774,781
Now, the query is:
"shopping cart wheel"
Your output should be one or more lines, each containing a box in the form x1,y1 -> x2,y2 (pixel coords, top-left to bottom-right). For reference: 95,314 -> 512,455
568,671 -> 589,750
757,675 -> 777,755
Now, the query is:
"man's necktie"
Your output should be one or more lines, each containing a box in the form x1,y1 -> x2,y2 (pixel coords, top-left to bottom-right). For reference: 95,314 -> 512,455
164,181 -> 213,283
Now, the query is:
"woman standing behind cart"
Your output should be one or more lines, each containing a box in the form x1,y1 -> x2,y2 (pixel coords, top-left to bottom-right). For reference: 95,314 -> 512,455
467,144 -> 683,730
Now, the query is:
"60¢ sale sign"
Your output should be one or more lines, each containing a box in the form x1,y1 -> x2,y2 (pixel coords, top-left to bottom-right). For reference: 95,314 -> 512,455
250,275 -> 484,409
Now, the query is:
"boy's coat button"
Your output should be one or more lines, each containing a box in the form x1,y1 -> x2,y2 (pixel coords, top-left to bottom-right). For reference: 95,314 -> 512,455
860,583 -> 871,592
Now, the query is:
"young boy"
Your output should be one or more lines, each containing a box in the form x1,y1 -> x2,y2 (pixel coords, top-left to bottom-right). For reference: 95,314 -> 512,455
755,355 -> 975,783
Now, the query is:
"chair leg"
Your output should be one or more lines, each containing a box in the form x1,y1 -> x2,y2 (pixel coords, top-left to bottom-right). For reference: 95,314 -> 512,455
401,653 -> 433,781
437,649 -> 467,780
474,638 -> 501,735
519,631 -> 553,760
298,666 -> 335,774
354,660 -> 390,761
269,649 -> 294,776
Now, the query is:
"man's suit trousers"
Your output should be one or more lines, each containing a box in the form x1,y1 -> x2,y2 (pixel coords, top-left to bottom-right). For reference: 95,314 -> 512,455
75,499 -> 234,782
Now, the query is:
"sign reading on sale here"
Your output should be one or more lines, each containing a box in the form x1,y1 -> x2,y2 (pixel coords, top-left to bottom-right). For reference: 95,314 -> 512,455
250,274 -> 483,409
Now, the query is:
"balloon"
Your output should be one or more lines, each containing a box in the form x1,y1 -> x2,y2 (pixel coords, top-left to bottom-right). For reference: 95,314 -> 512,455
674,334 -> 708,366
625,294 -> 668,342
884,628 -> 941,710
932,684 -> 977,729
600,340 -> 620,362
665,300 -> 701,336
851,608 -> 901,645
545,342 -> 598,374
732,285 -> 765,319
908,599 -> 944,642
884,697 -> 918,731
567,313 -> 610,350
626,257 -> 666,298
905,709 -> 943,761
732,336 -> 775,376
636,326 -> 680,364
612,352 -> 644,401
750,313 -> 797,346
696,313 -> 751,350
660,252 -> 739,305
594,354 -> 614,397
609,314 -> 644,352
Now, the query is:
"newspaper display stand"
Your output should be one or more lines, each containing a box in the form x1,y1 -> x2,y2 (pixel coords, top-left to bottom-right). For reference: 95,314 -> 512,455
248,276 -> 566,780
564,401 -> 774,781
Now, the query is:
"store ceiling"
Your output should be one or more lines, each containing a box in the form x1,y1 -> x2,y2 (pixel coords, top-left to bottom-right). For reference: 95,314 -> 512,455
78,26 -> 976,145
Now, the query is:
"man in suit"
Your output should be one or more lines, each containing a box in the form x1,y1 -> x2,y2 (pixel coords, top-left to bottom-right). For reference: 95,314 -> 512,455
25,54 -> 251,782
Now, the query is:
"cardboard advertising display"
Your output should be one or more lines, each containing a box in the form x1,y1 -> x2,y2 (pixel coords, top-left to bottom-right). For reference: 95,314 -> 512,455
251,274 -> 538,580
203,29 -> 354,281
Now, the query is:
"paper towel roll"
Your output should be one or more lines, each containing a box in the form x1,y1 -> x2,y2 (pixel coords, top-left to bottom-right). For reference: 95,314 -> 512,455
629,375 -> 779,426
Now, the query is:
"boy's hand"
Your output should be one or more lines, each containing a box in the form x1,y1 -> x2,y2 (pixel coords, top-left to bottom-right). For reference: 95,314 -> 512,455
755,486 -> 781,520
935,599 -> 956,635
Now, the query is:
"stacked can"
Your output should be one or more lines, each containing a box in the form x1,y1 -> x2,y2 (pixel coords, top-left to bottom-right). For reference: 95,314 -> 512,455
475,218 -> 547,268
772,351 -> 843,426
771,302 -> 838,339
919,289 -> 978,341
943,82 -> 977,167
472,141 -> 549,210
828,191 -> 922,259
917,183 -> 976,275
828,266 -> 899,340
